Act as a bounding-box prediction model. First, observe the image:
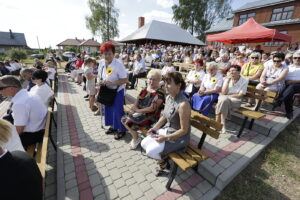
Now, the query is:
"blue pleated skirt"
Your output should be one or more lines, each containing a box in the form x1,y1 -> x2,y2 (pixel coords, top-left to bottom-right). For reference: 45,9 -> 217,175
191,93 -> 219,116
104,89 -> 126,131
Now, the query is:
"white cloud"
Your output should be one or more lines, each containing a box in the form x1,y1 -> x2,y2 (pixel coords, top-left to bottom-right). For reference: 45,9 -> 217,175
143,10 -> 173,23
117,23 -> 135,40
156,0 -> 174,8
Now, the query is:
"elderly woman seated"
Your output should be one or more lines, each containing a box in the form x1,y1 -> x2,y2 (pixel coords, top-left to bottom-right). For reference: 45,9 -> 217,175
185,59 -> 206,98
122,69 -> 165,149
215,65 -> 249,133
191,62 -> 223,116
141,72 -> 191,176
256,53 -> 288,93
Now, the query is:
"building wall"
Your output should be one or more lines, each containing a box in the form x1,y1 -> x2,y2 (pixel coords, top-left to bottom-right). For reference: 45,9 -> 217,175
233,1 -> 300,26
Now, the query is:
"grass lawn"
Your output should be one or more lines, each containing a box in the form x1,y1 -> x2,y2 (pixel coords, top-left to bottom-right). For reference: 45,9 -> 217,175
216,116 -> 300,200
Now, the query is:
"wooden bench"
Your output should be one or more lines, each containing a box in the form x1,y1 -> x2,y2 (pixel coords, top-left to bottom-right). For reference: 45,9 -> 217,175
123,104 -> 222,190
236,86 -> 277,137
26,107 -> 52,183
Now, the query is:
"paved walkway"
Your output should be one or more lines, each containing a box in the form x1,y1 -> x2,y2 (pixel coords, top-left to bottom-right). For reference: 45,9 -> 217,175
44,74 -> 300,200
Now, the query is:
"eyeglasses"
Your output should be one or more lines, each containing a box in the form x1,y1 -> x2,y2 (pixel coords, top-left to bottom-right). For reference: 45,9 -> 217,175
251,57 -> 259,59
293,57 -> 300,60
0,86 -> 16,91
273,60 -> 282,63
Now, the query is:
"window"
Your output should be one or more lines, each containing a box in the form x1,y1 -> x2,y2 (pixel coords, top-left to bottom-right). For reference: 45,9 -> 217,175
265,31 -> 288,46
270,6 -> 294,21
238,13 -> 256,25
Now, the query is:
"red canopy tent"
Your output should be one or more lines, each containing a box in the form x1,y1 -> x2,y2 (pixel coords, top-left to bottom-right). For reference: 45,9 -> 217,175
207,18 -> 292,44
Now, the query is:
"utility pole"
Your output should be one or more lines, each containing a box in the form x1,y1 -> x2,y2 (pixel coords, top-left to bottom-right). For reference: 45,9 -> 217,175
36,36 -> 41,52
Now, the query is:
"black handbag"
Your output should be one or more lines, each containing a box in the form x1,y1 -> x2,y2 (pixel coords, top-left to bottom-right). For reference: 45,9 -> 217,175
96,66 -> 119,106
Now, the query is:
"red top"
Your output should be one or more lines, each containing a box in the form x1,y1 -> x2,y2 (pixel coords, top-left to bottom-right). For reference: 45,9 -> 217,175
75,60 -> 84,69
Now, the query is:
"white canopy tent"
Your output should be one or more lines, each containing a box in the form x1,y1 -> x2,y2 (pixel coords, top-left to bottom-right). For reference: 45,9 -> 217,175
119,20 -> 205,46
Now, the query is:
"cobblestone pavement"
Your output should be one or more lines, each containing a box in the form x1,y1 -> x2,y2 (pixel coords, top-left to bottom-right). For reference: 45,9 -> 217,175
41,74 -> 300,200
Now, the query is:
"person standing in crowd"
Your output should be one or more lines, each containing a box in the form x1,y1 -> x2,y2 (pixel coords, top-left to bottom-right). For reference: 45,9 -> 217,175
128,54 -> 146,89
84,57 -> 98,112
215,65 -> 249,133
0,75 -> 47,149
141,72 -> 191,176
45,61 -> 56,87
185,59 -> 206,98
0,129 -> 43,200
20,68 -> 35,91
272,51 -> 300,119
29,70 -> 54,107
256,53 -> 288,93
191,62 -> 223,116
99,42 -> 128,138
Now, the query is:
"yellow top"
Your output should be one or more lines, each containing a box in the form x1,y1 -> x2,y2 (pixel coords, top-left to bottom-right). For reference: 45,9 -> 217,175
242,62 -> 264,77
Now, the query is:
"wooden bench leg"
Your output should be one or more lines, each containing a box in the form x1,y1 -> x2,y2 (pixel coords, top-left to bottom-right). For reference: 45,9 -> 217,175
166,161 -> 178,190
237,117 -> 248,138
198,134 -> 207,149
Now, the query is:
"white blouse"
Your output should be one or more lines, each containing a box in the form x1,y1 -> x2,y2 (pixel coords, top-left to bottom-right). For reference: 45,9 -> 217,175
202,73 -> 223,91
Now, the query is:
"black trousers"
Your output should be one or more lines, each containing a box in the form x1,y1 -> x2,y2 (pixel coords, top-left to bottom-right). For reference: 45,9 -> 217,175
20,129 -> 45,149
277,83 -> 300,114
128,72 -> 147,88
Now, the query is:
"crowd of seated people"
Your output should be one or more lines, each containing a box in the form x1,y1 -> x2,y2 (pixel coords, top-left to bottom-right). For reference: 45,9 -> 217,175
65,42 -> 300,176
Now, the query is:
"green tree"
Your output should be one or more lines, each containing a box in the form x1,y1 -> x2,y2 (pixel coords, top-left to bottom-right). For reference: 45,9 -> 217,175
5,48 -> 27,60
172,0 -> 232,41
86,0 -> 119,42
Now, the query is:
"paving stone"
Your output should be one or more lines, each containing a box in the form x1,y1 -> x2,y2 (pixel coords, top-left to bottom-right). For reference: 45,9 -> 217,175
133,171 -> 146,183
65,179 -> 78,190
114,178 -> 126,189
129,184 -> 143,199
89,173 -> 102,187
94,193 -> 107,200
122,171 -> 133,180
150,180 -> 165,195
104,185 -> 118,200
218,158 -> 233,169
92,185 -> 105,197
116,186 -> 130,199
196,180 -> 213,194
66,187 -> 79,200
125,177 -> 136,186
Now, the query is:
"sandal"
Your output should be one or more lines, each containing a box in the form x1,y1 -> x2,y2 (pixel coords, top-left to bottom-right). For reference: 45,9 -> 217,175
114,131 -> 126,140
129,137 -> 142,150
155,160 -> 169,177
105,127 -> 116,135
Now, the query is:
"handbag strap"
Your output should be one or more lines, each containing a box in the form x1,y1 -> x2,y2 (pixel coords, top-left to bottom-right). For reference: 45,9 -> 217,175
101,63 -> 120,91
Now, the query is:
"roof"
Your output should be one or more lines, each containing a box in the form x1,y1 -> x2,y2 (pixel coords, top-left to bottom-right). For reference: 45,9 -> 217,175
57,39 -> 85,46
79,39 -> 101,47
0,31 -> 27,47
205,17 -> 234,33
119,20 -> 205,46
262,18 -> 300,27
233,0 -> 295,13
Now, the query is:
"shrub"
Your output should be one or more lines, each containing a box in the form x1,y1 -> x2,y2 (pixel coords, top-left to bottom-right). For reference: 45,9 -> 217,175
5,48 -> 27,60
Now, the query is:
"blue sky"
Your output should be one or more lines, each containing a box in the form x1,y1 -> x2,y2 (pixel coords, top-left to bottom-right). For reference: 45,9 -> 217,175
0,0 -> 256,48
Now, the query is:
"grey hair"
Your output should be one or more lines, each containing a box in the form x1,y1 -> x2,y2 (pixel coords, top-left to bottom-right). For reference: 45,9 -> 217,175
206,62 -> 218,70
0,75 -> 22,88
20,68 -> 34,75
147,69 -> 162,81
293,50 -> 300,56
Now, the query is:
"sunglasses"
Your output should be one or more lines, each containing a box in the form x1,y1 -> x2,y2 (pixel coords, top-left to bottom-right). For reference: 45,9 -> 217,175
273,60 -> 282,63
293,57 -> 300,60
251,57 -> 259,59
0,86 -> 16,90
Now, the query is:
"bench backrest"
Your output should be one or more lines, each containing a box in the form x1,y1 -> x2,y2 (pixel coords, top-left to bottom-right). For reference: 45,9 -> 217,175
191,111 -> 222,148
246,86 -> 277,104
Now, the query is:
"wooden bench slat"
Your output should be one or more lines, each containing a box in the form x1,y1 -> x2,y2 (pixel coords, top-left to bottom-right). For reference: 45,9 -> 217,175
191,119 -> 220,139
186,147 -> 207,162
178,152 -> 198,167
236,107 -> 265,119
191,111 -> 223,131
168,152 -> 192,171
188,145 -> 209,161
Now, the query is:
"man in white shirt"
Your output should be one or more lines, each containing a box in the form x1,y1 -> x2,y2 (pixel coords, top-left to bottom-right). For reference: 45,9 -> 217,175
0,75 -> 47,148
273,51 -> 300,119
128,54 -> 146,89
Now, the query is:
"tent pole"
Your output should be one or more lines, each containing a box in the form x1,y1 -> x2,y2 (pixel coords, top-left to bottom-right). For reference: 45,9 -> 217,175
270,30 -> 276,52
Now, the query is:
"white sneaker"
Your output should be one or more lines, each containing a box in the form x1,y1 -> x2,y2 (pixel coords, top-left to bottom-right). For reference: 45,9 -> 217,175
130,137 -> 142,150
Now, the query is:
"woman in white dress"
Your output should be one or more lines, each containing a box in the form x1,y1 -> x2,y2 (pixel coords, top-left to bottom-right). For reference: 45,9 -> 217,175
185,59 -> 206,97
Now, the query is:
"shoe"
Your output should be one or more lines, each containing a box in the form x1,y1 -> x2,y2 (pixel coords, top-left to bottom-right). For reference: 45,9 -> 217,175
94,109 -> 101,116
271,102 -> 281,111
84,94 -> 89,98
286,112 -> 293,120
114,131 -> 126,140
221,127 -> 226,134
129,137 -> 142,150
105,127 -> 116,134
245,103 -> 254,107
